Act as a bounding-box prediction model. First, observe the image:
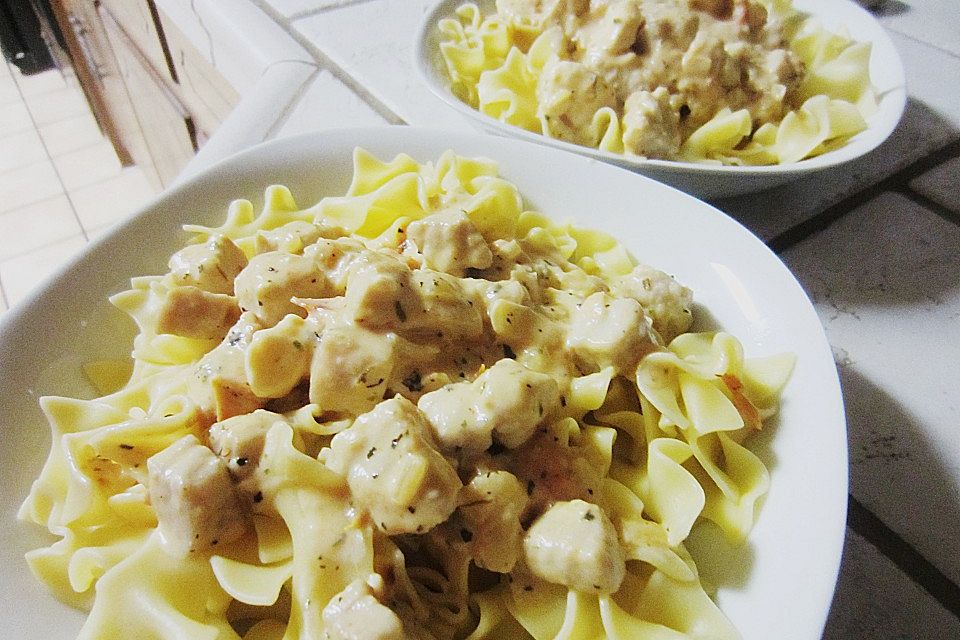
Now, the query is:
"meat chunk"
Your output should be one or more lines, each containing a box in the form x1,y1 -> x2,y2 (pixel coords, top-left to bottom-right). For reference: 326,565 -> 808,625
612,264 -> 693,343
234,251 -> 332,326
155,285 -> 240,341
189,313 -> 266,420
322,577 -> 404,640
209,409 -> 286,482
565,291 -> 658,373
168,235 -> 247,295
325,397 -> 461,535
417,358 -> 560,454
147,434 -> 248,556
405,210 -> 493,276
622,88 -> 683,159
309,326 -> 396,416
537,59 -> 618,147
523,499 -> 626,594
459,470 -> 528,573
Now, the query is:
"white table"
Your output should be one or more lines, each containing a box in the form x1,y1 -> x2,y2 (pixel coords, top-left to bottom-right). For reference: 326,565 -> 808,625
157,0 -> 960,636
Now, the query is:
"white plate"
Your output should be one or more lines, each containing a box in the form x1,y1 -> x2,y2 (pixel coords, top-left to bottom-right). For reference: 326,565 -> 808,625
0,127 -> 847,639
416,0 -> 906,199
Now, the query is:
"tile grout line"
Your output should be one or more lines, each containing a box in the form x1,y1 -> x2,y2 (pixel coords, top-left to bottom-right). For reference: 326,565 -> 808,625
847,495 -> 960,620
895,185 -> 960,226
9,68 -> 90,244
248,0 -> 406,125
766,137 -> 960,253
287,0 -> 377,21
260,64 -> 324,141
878,21 -> 960,62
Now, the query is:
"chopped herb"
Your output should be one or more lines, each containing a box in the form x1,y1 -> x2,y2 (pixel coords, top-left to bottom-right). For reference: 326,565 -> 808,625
394,300 -> 407,321
367,447 -> 377,459
119,443 -> 134,450
583,511 -> 596,521
364,377 -> 384,389
402,370 -> 423,392
407,506 -> 417,514
292,340 -> 303,351
391,433 -> 404,448
253,491 -> 263,503
236,457 -> 248,466
523,585 -> 534,592
527,479 -> 535,496
502,344 -> 516,359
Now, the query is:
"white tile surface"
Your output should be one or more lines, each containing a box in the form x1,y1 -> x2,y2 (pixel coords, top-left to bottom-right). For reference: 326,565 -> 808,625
70,168 -> 157,233
876,0 -> 960,59
824,529 -> 960,639
0,160 -> 63,214
0,128 -> 47,174
291,0 -> 467,129
12,67 -> 70,98
24,86 -> 90,127
52,141 -> 124,191
910,155 -> 960,214
39,113 -> 105,157
272,69 -> 387,139
782,192 -> 960,585
0,234 -> 88,308
0,74 -> 20,105
0,195 -> 82,262
0,101 -> 34,138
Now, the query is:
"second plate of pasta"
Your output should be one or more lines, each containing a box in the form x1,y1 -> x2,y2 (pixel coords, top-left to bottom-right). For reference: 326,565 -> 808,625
416,0 -> 906,198
0,126 -> 847,640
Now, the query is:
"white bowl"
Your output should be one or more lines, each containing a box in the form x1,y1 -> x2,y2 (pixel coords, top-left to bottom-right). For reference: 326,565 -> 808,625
0,126 -> 847,640
416,0 -> 907,199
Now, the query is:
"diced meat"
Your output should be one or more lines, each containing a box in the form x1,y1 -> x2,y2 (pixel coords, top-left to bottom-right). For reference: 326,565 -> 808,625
155,285 -> 240,341
622,88 -> 683,159
253,220 -> 347,254
537,59 -> 618,147
189,313 -> 266,421
168,235 -> 247,295
322,577 -> 404,640
147,434 -> 248,556
234,251 -> 332,326
244,315 -> 314,399
565,291 -> 658,373
459,470 -> 527,573
405,210 -> 493,276
583,0 -> 645,55
495,0 -> 589,27
418,358 -> 559,454
325,397 -> 462,535
522,499 -> 626,594
208,409 -> 286,482
612,263 -> 693,343
309,326 -> 396,416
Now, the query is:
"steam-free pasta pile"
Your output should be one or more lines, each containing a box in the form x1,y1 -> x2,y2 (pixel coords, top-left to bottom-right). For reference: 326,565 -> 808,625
21,149 -> 794,639
438,0 -> 875,164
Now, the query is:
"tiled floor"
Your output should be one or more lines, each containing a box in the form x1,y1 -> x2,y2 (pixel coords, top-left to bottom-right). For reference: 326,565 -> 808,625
0,61 -> 157,313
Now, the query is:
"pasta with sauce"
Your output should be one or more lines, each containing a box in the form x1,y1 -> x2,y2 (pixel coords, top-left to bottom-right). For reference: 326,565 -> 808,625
20,148 -> 794,639
437,0 -> 875,165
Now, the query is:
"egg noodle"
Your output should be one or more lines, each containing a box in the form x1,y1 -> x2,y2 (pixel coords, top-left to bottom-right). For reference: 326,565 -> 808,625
438,0 -> 875,165
20,148 -> 794,639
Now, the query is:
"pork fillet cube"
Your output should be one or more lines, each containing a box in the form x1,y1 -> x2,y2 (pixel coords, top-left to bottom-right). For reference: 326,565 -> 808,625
322,577 -> 404,640
343,253 -> 418,330
326,397 -> 461,535
459,470 -> 528,573
309,325 -> 396,416
147,434 -> 248,556
418,358 -> 560,454
155,285 -> 240,341
523,499 -> 626,594
405,210 -> 493,276
168,235 -> 247,295
566,291 -> 658,373
209,410 -> 286,481
611,263 -> 693,343
234,251 -> 331,326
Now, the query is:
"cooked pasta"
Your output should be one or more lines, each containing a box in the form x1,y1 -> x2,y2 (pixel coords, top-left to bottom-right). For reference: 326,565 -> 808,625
20,148 -> 794,639
437,0 -> 875,165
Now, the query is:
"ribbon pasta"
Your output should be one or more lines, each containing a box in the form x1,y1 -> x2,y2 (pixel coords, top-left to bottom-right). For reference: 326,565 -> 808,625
20,148 -> 793,639
438,0 -> 874,165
